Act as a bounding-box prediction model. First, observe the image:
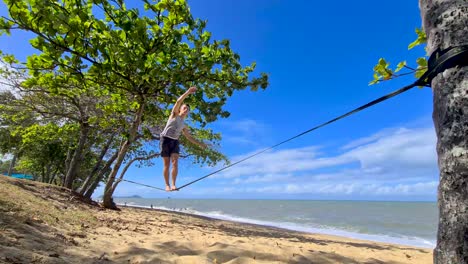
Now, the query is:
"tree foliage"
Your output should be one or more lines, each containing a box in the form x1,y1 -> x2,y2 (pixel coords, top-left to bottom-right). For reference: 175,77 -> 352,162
0,0 -> 268,206
370,28 -> 428,85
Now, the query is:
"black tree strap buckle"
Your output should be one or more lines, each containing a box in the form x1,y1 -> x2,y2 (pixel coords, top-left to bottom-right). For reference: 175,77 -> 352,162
416,45 -> 468,87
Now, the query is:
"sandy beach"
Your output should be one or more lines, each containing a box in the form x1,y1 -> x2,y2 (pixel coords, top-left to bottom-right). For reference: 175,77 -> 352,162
0,176 -> 433,264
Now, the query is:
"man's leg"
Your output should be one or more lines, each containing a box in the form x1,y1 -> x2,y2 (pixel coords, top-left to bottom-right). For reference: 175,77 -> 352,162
170,153 -> 179,190
162,157 -> 171,191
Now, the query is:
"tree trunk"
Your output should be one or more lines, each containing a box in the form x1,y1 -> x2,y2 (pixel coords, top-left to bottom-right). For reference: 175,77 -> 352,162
84,158 -> 114,199
77,134 -> 115,195
84,174 -> 101,199
43,164 -> 52,183
102,140 -> 131,209
63,123 -> 89,189
111,152 -> 161,194
7,152 -> 17,176
49,167 -> 60,184
419,1 -> 468,263
83,152 -> 118,199
102,103 -> 144,209
64,143 -> 73,178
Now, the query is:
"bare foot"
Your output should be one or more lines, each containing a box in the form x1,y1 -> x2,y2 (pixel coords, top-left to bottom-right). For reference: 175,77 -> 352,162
171,185 -> 178,191
165,185 -> 171,192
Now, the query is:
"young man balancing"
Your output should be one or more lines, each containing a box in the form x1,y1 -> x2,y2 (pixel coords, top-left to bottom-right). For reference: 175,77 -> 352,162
160,86 -> 207,191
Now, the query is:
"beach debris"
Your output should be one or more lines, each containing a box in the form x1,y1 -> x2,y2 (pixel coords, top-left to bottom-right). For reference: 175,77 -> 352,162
67,232 -> 87,238
31,255 -> 44,263
5,256 -> 22,264
98,253 -> 109,261
24,218 -> 40,226
53,232 -> 79,246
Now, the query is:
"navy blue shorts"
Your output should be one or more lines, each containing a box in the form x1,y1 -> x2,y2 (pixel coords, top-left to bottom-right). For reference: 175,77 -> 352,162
160,136 -> 180,157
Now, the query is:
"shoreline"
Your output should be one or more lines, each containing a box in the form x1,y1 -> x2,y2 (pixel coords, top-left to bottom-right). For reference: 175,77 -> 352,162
104,205 -> 433,263
117,202 -> 435,250
1,177 -> 433,263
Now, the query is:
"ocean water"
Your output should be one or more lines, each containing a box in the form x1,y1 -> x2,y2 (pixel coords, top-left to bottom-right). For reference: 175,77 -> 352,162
113,198 -> 437,248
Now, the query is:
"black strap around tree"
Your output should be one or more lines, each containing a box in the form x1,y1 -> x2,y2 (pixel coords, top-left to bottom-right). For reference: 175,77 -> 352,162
416,45 -> 468,86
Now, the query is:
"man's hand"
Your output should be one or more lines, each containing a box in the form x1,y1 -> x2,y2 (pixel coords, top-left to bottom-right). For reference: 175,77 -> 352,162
187,86 -> 197,94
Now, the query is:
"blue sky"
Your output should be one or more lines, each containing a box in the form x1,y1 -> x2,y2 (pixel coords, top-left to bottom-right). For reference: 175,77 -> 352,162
0,0 -> 438,201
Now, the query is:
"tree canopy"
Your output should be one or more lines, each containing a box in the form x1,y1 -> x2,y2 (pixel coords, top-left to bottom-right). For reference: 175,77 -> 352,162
0,0 -> 268,206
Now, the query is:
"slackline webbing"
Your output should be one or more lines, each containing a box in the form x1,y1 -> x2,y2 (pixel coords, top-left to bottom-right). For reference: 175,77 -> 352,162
122,45 -> 468,192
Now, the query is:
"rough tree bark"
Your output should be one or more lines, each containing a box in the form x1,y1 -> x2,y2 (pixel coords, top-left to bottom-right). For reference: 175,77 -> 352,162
77,133 -> 115,195
83,152 -> 118,199
102,103 -> 145,209
419,1 -> 468,263
7,152 -> 16,176
63,123 -> 90,189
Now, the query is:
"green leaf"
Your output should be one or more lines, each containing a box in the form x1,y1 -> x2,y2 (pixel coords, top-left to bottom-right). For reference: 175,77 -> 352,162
119,30 -> 126,41
395,61 -> 406,73
408,28 -> 427,50
416,57 -> 427,67
378,58 -> 388,67
0,18 -> 14,36
3,54 -> 18,64
415,69 -> 427,79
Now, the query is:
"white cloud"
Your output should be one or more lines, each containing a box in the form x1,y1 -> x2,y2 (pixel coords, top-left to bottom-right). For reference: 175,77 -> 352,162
341,127 -> 397,150
199,125 -> 439,198
221,119 -> 270,146
371,181 -> 438,195
114,123 -> 439,199
232,173 -> 293,184
343,127 -> 437,171
216,126 -> 437,181
261,181 -> 438,196
187,181 -> 438,197
214,145 -> 348,178
226,119 -> 267,134
223,136 -> 256,145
